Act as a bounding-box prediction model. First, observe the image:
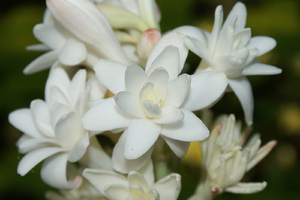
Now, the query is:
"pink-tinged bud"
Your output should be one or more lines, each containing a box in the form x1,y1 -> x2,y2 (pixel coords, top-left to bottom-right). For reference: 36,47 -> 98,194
137,28 -> 161,60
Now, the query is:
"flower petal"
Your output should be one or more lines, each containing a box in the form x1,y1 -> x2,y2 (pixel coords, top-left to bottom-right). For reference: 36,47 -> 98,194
184,36 -> 213,65
59,38 -> 87,66
182,71 -> 228,111
164,74 -> 190,108
17,147 -> 63,176
146,31 -> 188,74
41,153 -> 82,189
23,50 -> 59,74
94,59 -> 126,94
9,108 -> 42,138
243,62 -> 282,76
152,105 -> 183,125
174,25 -> 209,45
83,169 -> 128,194
161,109 -> 209,142
115,91 -> 144,118
33,23 -> 65,49
112,131 -> 153,173
46,0 -> 128,63
82,97 -> 130,131
228,77 -> 254,125
146,46 -> 180,80
225,182 -> 267,194
247,36 -> 276,56
68,132 -> 90,162
125,63 -> 148,93
163,136 -> 190,158
209,5 -> 223,52
153,173 -> 181,200
125,119 -> 161,159
80,136 -> 113,170
104,185 -> 129,200
222,2 -> 247,33
30,99 -> 54,138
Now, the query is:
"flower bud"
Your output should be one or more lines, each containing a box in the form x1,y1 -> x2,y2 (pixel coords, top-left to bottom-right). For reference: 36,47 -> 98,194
137,28 -> 161,60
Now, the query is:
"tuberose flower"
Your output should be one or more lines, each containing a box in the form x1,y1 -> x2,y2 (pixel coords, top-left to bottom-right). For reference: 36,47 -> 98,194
175,2 -> 282,125
83,160 -> 181,200
9,68 -> 94,189
189,114 -> 277,199
82,31 -> 228,172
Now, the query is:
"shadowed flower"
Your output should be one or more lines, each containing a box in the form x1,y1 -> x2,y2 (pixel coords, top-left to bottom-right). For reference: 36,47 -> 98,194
189,114 -> 277,200
83,160 -> 181,200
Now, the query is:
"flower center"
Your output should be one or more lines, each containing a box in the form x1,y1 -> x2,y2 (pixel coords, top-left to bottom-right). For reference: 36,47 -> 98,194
139,82 -> 163,118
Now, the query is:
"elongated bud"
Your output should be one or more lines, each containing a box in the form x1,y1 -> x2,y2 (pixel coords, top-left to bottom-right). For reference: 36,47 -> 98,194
137,28 -> 161,60
46,0 -> 128,63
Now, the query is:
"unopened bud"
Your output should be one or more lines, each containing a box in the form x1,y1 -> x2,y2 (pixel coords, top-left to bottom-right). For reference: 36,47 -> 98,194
137,28 -> 161,60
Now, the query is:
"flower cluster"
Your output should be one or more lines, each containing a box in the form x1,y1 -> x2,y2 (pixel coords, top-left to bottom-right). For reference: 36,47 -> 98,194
9,0 -> 281,199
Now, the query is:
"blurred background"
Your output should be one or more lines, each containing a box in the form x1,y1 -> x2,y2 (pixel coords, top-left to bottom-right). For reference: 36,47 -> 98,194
0,0 -> 299,199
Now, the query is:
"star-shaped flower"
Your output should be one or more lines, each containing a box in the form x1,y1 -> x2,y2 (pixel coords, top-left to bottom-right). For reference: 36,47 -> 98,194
175,2 -> 282,125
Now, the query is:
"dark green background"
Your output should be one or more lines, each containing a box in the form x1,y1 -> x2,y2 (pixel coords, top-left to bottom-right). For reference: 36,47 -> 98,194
0,0 -> 299,199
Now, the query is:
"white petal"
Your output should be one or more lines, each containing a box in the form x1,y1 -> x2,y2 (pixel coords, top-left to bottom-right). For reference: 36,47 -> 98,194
161,109 -> 209,142
68,132 -> 90,162
80,136 -> 113,170
138,0 -> 160,30
233,28 -> 251,50
125,63 -> 148,93
225,182 -> 267,194
23,50 -> 59,74
45,67 -> 70,103
222,2 -> 247,33
41,153 -> 82,189
50,103 -> 71,129
82,97 -> 130,131
146,46 -> 180,80
115,91 -> 144,118
153,173 -> 181,200
147,67 -> 169,98
26,43 -> 49,51
9,109 -> 42,138
243,62 -> 282,76
59,38 -> 87,66
83,169 -> 128,194
69,69 -> 87,106
46,0 -> 128,63
33,23 -> 66,50
94,59 -> 126,94
137,159 -> 155,186
182,71 -> 228,111
164,74 -> 190,108
228,77 -> 254,125
209,5 -> 223,52
125,119 -> 160,159
184,36 -> 213,65
17,137 -> 56,153
17,147 -> 63,176
104,185 -> 129,200
247,36 -> 276,56
163,136 -> 190,158
146,31 -> 188,74
112,131 -> 153,173
152,105 -> 183,125
174,25 -> 209,45
30,99 -> 54,138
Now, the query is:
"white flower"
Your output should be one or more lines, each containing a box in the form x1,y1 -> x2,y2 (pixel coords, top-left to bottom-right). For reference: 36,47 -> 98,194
46,179 -> 107,200
189,114 -> 277,199
175,2 -> 282,125
8,68 -> 95,189
82,32 -> 228,172
46,0 -> 128,63
24,10 -> 90,74
83,160 -> 181,200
